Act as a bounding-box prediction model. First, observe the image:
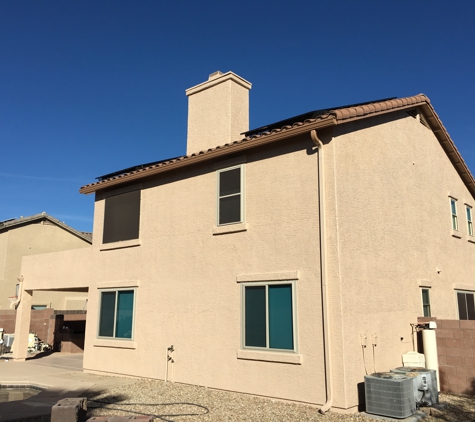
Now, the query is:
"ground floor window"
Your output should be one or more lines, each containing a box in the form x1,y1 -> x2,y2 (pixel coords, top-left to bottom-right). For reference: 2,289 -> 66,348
457,291 -> 475,320
421,288 -> 431,317
98,289 -> 135,339
242,282 -> 295,351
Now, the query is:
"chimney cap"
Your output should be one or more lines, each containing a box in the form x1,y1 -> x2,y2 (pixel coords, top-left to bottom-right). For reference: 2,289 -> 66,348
186,71 -> 251,97
209,71 -> 223,80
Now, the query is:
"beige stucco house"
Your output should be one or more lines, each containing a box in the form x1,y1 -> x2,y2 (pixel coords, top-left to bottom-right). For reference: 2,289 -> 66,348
0,213 -> 91,310
13,72 -> 475,412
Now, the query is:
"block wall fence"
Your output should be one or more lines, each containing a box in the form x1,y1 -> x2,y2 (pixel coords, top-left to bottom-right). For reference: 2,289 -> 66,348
0,309 -> 86,353
418,317 -> 475,395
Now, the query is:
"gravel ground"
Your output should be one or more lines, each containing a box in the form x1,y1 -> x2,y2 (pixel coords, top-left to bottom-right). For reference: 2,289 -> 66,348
25,378 -> 475,421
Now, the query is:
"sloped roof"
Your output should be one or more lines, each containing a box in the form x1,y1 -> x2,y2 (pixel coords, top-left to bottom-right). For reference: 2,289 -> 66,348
0,212 -> 92,244
79,94 -> 475,198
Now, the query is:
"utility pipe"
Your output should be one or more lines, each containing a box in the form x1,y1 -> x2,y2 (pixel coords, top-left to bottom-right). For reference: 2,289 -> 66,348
311,130 -> 333,414
10,276 -> 23,309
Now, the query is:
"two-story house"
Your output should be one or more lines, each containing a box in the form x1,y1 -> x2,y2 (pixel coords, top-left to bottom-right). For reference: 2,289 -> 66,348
12,71 -> 475,412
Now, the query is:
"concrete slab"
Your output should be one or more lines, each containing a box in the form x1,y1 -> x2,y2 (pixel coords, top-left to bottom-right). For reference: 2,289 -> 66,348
0,353 -> 135,422
361,410 -> 427,421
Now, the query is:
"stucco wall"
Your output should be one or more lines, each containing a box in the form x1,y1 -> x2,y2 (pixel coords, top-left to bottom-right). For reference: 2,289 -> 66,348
0,221 -> 91,310
23,137 -> 327,406
19,111 -> 475,410
325,111 -> 475,408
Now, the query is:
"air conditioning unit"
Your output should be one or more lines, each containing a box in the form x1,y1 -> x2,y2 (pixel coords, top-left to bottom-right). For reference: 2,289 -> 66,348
391,367 -> 438,406
365,372 -> 416,418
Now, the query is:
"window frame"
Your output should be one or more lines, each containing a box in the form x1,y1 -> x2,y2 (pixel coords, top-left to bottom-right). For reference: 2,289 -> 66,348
450,197 -> 458,231
241,280 -> 297,353
421,288 -> 431,317
217,164 -> 245,227
102,189 -> 141,244
97,288 -> 136,340
466,205 -> 473,237
456,290 -> 475,320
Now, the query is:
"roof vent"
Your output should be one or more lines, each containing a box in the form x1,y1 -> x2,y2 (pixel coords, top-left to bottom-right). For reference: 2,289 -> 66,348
406,108 -> 430,130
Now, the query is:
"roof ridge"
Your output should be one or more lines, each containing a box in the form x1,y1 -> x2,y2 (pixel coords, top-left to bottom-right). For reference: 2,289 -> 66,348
79,94 -> 475,199
0,213 -> 92,244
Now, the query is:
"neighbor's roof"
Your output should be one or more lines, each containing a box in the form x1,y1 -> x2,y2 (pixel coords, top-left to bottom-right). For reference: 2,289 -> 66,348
79,94 -> 475,198
0,213 -> 92,243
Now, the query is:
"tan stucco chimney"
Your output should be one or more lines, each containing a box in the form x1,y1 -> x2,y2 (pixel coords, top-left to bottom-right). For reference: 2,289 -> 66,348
185,71 -> 252,155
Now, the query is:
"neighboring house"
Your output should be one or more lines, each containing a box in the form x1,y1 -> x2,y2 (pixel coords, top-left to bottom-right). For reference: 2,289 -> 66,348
0,213 -> 91,310
13,72 -> 475,412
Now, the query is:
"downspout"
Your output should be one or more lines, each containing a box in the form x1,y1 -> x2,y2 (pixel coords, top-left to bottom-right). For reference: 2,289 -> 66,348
10,276 -> 23,309
311,130 -> 333,414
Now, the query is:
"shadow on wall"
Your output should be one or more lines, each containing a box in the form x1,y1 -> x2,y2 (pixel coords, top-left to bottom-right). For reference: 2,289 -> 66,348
357,382 -> 366,412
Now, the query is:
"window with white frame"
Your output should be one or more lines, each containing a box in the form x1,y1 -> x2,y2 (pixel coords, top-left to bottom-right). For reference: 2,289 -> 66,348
242,282 -> 295,351
217,165 -> 244,226
98,289 -> 135,339
457,291 -> 475,320
421,288 -> 431,317
467,205 -> 473,236
450,198 -> 458,230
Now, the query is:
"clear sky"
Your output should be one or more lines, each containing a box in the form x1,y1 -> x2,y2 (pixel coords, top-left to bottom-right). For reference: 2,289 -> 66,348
1,1 -> 474,232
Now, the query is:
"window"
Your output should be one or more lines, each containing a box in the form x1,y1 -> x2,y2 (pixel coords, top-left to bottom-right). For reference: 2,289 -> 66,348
450,198 -> 458,231
103,190 -> 141,244
31,305 -> 47,310
242,282 -> 295,351
98,289 -> 135,339
217,165 -> 243,226
467,206 -> 473,236
421,288 -> 431,317
457,291 -> 475,320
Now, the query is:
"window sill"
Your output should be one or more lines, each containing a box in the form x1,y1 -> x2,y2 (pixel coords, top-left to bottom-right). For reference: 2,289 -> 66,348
100,239 -> 141,251
468,237 -> 475,244
451,230 -> 462,239
93,339 -> 136,349
213,223 -> 248,236
237,349 -> 302,364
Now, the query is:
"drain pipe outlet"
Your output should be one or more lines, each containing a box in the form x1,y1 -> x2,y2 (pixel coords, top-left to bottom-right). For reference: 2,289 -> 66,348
10,276 -> 23,309
311,130 -> 333,414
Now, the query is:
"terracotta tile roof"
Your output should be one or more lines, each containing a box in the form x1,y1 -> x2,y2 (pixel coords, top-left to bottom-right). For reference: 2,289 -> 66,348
0,212 -> 92,244
79,94 -> 475,198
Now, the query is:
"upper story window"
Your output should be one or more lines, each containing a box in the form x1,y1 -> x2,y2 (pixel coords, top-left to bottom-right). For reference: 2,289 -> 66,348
466,205 -> 473,236
103,190 -> 141,244
450,198 -> 458,231
217,165 -> 244,226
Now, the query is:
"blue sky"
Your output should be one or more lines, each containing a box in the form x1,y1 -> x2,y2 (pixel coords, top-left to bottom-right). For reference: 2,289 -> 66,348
1,1 -> 474,232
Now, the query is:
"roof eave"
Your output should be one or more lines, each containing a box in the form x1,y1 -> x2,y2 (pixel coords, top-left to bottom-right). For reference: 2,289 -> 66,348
79,117 -> 336,194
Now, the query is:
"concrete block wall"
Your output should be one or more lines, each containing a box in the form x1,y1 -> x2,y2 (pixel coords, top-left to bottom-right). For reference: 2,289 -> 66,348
29,309 -> 55,343
419,317 -> 475,395
0,310 -> 16,334
1,310 -> 86,352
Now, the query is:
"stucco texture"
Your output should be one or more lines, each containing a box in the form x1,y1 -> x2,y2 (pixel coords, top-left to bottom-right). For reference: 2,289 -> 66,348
18,112 -> 475,411
0,220 -> 90,310
323,111 -> 475,408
